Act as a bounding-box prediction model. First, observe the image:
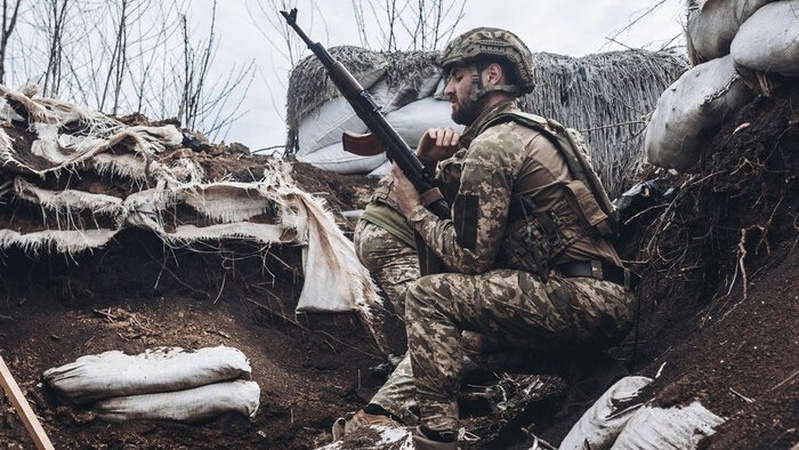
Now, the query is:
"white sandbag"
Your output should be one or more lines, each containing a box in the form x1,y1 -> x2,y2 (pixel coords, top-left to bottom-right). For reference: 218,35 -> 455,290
296,78 -> 402,156
645,55 -> 755,172
316,424 -> 414,449
610,401 -> 725,449
366,78 -> 406,115
43,346 -> 251,405
296,142 -> 388,174
296,94 -> 459,176
731,0 -> 799,77
367,159 -> 392,178
288,189 -> 387,353
292,188 -> 381,313
559,376 -> 653,450
297,96 -> 369,156
94,380 -> 260,423
295,74 -> 455,175
686,0 -> 776,62
416,74 -> 445,100
0,228 -> 117,255
384,96 -> 464,148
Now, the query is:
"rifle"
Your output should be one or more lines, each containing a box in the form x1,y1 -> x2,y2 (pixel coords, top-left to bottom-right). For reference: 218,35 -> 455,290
280,8 -> 450,222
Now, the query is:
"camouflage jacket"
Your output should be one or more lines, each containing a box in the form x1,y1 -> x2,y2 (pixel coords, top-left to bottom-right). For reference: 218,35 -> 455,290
360,174 -> 416,249
406,100 -> 620,274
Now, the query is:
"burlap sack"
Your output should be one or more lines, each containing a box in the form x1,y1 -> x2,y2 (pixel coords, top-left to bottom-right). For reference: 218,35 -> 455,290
731,0 -> 799,77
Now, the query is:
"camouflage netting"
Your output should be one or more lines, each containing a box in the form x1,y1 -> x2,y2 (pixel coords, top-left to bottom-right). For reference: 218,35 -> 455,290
521,51 -> 687,197
285,47 -> 686,198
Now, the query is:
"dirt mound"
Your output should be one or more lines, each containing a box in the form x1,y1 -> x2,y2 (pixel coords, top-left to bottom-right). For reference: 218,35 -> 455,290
0,81 -> 797,449
627,79 -> 799,449
538,79 -> 799,448
0,149 -> 385,449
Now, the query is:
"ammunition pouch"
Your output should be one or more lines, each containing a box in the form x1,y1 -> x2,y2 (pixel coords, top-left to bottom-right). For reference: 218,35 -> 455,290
562,179 -> 614,239
499,193 -> 582,280
500,177 -> 617,280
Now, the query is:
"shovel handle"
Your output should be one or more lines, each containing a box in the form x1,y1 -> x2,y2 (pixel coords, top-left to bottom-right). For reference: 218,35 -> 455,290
0,356 -> 55,450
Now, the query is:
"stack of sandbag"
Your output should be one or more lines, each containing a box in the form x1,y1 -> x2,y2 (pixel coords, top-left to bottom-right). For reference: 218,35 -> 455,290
559,376 -> 725,450
43,346 -> 260,422
685,0 -> 776,64
646,0 -> 799,172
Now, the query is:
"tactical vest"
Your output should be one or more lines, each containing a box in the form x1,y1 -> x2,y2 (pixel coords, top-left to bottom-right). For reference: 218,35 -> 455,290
483,111 -> 619,279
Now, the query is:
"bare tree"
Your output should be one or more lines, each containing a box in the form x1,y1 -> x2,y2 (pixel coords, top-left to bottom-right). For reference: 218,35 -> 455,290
3,0 -> 254,142
40,0 -> 69,98
249,0 -> 320,70
352,0 -> 466,51
246,0 -> 326,134
101,0 -> 131,115
126,2 -> 184,116
177,1 -> 255,138
0,0 -> 22,83
602,0 -> 683,52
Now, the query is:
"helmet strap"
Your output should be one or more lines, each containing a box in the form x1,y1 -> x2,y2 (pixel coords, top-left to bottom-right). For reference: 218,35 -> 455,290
469,64 -> 483,102
469,63 -> 520,101
483,84 -> 520,96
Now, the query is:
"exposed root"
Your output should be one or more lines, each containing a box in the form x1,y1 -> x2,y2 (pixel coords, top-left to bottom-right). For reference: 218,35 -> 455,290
627,82 -> 799,337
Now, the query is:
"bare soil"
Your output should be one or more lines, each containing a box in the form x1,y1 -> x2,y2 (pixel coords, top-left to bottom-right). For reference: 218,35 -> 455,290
0,81 -> 797,449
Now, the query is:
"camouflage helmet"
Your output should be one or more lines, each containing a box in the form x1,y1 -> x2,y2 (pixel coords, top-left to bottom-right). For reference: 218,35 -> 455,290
440,27 -> 536,96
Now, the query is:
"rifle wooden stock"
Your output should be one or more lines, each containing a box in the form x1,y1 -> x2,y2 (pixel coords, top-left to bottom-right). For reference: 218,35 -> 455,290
341,131 -> 385,156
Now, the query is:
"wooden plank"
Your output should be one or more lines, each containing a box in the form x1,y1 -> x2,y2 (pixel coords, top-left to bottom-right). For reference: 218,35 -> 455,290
0,356 -> 55,450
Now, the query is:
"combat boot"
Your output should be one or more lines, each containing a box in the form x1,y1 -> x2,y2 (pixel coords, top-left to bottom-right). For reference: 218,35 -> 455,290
331,409 -> 402,440
557,352 -> 629,418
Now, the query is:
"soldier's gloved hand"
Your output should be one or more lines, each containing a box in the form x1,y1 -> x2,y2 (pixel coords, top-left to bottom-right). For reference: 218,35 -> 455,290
416,127 -> 460,163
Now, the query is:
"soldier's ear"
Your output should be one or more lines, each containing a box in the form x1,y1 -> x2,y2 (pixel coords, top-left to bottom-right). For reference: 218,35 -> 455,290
484,62 -> 504,86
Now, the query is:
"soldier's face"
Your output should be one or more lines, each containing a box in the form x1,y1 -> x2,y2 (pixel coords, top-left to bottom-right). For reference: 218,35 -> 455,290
445,66 -> 479,126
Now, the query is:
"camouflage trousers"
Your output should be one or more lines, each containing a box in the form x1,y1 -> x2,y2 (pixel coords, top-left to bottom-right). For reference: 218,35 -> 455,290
354,220 -> 419,317
354,220 -> 422,424
370,352 -> 419,425
405,269 -> 634,434
367,329 -> 565,427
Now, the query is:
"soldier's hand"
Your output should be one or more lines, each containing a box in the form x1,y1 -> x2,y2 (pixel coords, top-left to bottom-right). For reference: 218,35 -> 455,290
390,164 -> 421,216
416,128 -> 460,163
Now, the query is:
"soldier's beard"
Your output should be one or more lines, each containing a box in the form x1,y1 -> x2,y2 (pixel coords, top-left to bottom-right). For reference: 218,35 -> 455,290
451,95 -> 480,126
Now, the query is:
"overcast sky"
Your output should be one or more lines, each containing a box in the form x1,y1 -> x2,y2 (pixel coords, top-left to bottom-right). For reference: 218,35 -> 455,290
190,1 -> 686,151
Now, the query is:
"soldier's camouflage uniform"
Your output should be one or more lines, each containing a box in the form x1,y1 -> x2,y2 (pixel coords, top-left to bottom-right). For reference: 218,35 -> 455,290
403,100 -> 635,433
354,175 -> 421,425
355,179 -> 417,318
